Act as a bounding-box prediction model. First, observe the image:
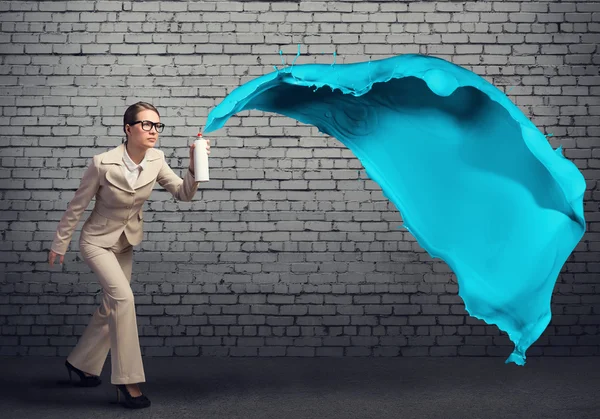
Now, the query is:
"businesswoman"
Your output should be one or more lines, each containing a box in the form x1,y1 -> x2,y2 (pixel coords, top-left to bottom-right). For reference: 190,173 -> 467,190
48,102 -> 210,409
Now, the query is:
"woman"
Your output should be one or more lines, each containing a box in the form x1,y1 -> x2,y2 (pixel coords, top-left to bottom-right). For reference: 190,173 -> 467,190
48,102 -> 210,409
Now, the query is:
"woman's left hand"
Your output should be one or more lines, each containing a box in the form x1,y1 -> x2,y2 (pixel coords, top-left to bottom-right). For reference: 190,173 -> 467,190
189,138 -> 210,173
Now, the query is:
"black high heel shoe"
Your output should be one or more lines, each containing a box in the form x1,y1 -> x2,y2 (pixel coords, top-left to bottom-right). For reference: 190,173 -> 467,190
115,384 -> 151,409
64,360 -> 102,387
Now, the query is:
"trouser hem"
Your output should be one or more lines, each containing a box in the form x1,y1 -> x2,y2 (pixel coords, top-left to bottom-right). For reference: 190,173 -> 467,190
111,375 -> 146,385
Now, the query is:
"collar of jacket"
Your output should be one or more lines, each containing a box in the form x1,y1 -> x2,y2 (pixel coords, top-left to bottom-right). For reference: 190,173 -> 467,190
101,142 -> 162,165
100,143 -> 163,193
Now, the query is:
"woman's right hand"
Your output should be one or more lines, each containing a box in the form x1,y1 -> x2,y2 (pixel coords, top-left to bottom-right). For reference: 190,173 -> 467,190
48,250 -> 64,266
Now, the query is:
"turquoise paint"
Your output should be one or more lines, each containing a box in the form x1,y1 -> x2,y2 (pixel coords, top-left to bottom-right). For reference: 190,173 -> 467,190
203,53 -> 587,366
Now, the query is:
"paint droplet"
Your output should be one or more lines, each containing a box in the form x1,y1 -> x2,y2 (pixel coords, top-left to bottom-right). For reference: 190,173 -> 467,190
423,68 -> 458,97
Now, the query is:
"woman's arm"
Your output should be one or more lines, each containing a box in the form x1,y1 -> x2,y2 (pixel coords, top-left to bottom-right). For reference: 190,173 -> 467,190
50,155 -> 101,255
156,153 -> 200,202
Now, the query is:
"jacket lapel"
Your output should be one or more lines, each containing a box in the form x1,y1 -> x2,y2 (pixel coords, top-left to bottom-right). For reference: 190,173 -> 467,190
101,143 -> 163,192
134,149 -> 162,189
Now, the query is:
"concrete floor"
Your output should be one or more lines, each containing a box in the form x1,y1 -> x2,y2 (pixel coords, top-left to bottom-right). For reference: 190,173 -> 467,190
0,356 -> 598,419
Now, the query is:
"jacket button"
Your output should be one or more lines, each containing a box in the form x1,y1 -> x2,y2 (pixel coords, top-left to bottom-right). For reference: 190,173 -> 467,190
123,220 -> 127,224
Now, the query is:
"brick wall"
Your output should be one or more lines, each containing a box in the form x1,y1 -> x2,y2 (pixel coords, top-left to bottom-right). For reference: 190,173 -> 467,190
1,1 -> 599,358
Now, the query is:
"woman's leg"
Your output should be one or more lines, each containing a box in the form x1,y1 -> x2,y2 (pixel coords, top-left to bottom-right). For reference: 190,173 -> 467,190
66,234 -> 136,377
65,293 -> 111,376
66,242 -> 111,377
70,235 -> 145,385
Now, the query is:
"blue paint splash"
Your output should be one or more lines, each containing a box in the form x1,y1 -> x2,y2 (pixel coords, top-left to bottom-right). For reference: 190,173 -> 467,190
203,53 -> 586,366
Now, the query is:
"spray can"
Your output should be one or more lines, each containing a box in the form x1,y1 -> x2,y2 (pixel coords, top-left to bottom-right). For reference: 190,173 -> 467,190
193,133 -> 209,182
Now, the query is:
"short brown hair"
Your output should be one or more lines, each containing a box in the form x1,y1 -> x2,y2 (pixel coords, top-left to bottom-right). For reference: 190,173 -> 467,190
123,102 -> 160,138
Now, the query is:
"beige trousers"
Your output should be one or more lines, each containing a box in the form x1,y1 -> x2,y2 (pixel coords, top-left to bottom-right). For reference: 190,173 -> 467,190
66,232 -> 145,385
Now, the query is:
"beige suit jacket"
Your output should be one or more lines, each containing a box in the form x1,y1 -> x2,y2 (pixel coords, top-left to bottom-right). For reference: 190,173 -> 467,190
51,143 -> 199,255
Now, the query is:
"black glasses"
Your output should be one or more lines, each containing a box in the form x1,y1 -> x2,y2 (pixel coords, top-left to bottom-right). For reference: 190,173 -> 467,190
128,120 -> 165,133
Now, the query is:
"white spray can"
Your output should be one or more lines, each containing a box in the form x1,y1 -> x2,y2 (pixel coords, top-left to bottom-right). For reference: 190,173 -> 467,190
193,133 -> 209,182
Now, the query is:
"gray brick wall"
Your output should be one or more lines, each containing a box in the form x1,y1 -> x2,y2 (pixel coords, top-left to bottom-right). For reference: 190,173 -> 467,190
1,1 -> 599,359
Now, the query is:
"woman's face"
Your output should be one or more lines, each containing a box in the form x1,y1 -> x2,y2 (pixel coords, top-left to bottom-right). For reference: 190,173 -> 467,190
125,109 -> 161,149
